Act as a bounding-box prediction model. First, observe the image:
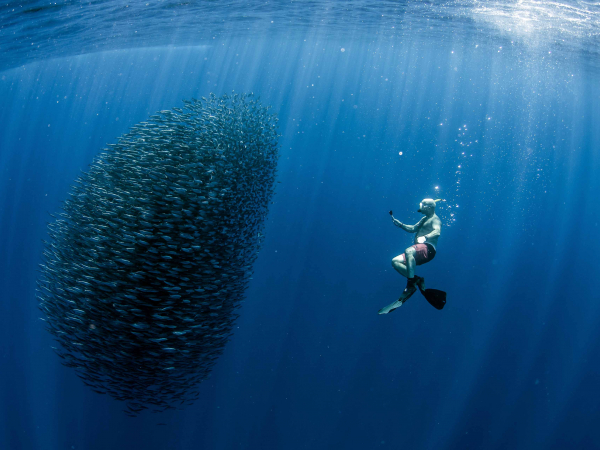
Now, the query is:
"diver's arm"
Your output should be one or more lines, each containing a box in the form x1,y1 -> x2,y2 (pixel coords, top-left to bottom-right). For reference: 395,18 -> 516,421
392,217 -> 425,233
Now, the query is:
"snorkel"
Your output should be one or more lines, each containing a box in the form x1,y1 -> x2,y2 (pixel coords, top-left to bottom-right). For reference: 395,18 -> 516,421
389,199 -> 444,217
418,198 -> 444,214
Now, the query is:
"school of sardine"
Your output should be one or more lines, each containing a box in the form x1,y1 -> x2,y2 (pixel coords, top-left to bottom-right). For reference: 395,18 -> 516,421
37,93 -> 279,416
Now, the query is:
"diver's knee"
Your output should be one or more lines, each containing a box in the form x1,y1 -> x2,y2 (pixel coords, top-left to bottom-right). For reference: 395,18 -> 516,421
391,256 -> 404,268
405,247 -> 415,257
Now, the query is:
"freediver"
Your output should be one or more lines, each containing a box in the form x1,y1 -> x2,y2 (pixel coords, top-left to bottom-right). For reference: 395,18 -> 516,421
378,198 -> 445,314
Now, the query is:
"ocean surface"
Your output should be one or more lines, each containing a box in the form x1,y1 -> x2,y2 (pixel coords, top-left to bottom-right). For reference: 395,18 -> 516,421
1,1 -> 600,449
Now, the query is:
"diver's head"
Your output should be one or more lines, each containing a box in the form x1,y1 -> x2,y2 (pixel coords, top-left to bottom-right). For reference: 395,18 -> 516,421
418,198 -> 436,215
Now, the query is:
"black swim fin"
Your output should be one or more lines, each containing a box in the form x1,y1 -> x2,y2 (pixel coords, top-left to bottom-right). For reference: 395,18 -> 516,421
417,286 -> 446,310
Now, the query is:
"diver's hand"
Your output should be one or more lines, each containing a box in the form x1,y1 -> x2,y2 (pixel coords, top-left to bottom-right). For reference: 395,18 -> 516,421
417,236 -> 426,244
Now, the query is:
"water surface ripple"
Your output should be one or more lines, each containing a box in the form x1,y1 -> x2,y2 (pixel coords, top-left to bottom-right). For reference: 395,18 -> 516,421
1,1 -> 599,71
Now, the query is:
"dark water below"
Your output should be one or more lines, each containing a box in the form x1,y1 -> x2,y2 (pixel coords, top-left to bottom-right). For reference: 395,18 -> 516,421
1,1 -> 600,450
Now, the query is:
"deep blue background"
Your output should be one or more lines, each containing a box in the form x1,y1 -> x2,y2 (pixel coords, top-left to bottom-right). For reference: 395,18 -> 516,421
1,36 -> 599,449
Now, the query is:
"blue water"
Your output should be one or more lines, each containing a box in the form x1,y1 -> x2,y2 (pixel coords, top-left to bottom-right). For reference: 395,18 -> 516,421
1,2 -> 600,449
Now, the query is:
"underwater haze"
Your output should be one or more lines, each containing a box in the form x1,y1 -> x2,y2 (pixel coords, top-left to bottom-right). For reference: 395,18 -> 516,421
1,1 -> 600,449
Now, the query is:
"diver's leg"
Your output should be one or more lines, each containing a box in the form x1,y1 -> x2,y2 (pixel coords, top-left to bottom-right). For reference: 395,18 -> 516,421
391,255 -> 408,278
415,275 -> 425,291
401,247 -> 419,302
391,249 -> 419,305
405,247 -> 417,279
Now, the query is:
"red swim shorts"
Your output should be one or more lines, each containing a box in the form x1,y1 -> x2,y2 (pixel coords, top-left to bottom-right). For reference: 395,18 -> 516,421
399,243 -> 436,266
